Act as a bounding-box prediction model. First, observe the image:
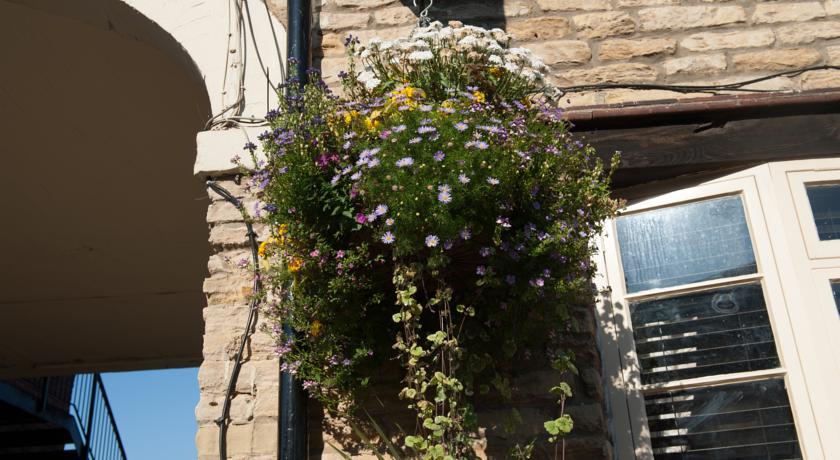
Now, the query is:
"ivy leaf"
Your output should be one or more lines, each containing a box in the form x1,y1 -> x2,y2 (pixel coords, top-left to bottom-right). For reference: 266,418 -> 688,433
550,383 -> 573,398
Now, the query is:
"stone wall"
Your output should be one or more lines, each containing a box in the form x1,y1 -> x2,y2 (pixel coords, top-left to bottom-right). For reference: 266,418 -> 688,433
269,0 -> 840,106
197,179 -> 279,460
198,1 -> 840,458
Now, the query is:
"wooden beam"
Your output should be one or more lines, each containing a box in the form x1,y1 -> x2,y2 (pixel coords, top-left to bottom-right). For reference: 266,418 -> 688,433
577,112 -> 840,189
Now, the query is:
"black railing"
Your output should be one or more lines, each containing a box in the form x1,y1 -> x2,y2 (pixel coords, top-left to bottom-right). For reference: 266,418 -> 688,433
70,374 -> 127,460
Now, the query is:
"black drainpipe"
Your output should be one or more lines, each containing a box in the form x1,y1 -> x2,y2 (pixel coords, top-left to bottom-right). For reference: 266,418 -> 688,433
281,0 -> 311,459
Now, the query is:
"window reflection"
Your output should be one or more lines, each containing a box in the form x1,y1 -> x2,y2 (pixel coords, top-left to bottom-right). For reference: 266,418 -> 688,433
805,183 -> 840,241
631,284 -> 779,385
832,280 -> 840,315
645,379 -> 802,459
617,196 -> 757,293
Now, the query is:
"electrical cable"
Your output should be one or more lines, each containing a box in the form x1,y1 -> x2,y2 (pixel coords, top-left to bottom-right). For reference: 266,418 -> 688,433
242,0 -> 280,93
205,180 -> 262,460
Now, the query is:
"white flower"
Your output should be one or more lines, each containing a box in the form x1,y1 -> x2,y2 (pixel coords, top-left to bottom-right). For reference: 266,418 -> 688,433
488,55 -> 504,65
457,35 -> 479,47
360,49 -> 371,58
364,77 -> 382,90
503,61 -> 520,73
408,50 -> 434,61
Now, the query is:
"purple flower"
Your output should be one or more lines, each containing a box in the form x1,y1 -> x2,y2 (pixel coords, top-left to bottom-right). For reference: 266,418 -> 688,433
302,380 -> 318,390
336,250 -> 345,258
381,231 -> 395,244
438,184 -> 451,193
350,171 -> 362,180
460,228 -> 472,240
433,150 -> 445,161
438,191 -> 452,204
244,142 -> 257,151
474,141 -> 489,150
393,124 -> 407,133
419,104 -> 433,112
476,265 -> 486,276
506,275 -> 516,285
458,174 -> 471,184
443,240 -> 454,250
385,218 -> 395,226
425,235 -> 440,248
496,216 -> 511,228
418,125 -> 436,134
355,213 -> 367,224
367,158 -> 380,168
454,122 -> 469,132
487,177 -> 500,185
530,278 -> 545,287
479,247 -> 492,257
342,358 -> 352,366
396,157 -> 414,167
409,137 -> 422,144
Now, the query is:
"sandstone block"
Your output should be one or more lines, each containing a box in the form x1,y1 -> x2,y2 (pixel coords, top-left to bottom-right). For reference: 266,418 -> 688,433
504,0 -> 533,17
573,12 -> 635,39
776,21 -> 840,44
732,48 -> 822,71
226,423 -> 255,455
527,40 -> 592,65
598,37 -> 676,60
209,222 -> 267,247
229,393 -> 255,424
252,421 -> 279,454
508,16 -> 571,41
557,63 -> 659,85
253,385 -> 280,418
334,0 -> 395,8
617,0 -> 677,6
207,249 -> 251,276
372,6 -> 415,26
206,179 -> 247,202
680,29 -> 775,52
196,424 -> 220,456
828,0 -> 840,16
320,12 -> 370,31
639,5 -> 746,31
536,0 -> 610,11
753,2 -> 825,24
828,45 -> 840,64
662,53 -> 727,76
801,69 -> 840,89
602,89 -> 703,105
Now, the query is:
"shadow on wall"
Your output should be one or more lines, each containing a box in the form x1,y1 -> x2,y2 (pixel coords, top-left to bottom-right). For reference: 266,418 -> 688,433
400,0 -> 507,29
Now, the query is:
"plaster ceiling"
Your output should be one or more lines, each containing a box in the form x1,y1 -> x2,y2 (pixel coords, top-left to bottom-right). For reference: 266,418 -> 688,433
0,0 -> 211,377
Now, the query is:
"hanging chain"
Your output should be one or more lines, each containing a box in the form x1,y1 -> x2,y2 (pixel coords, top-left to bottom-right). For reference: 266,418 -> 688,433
412,0 -> 434,27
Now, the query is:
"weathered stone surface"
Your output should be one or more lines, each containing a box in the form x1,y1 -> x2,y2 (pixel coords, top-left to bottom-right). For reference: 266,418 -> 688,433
207,249 -> 250,276
196,424 -> 220,456
225,423 -> 255,455
573,12 -> 635,39
229,393 -> 255,424
828,45 -> 840,64
602,89 -> 703,105
557,63 -> 659,85
617,0 -> 677,6
776,21 -> 840,44
801,69 -> 840,89
827,0 -> 840,16
372,6 -> 415,26
752,2 -> 826,24
536,0 -> 611,11
732,48 -> 822,71
680,29 -> 775,52
638,5 -> 746,31
504,0 -> 533,17
507,16 -> 571,41
598,37 -> 676,60
320,11 -> 370,31
251,421 -> 279,453
209,222 -> 268,247
334,0 -> 395,8
206,179 -> 247,202
528,40 -> 592,65
663,53 -> 727,76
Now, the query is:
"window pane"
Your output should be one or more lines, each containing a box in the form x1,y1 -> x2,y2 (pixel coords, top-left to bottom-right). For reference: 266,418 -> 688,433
631,283 -> 779,385
617,195 -> 757,293
832,280 -> 840,315
805,183 -> 840,240
645,379 -> 802,459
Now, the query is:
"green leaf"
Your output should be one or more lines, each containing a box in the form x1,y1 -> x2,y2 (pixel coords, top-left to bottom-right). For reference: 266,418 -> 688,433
550,383 -> 573,398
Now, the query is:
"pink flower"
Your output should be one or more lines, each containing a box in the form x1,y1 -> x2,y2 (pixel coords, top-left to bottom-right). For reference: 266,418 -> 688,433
355,213 -> 367,224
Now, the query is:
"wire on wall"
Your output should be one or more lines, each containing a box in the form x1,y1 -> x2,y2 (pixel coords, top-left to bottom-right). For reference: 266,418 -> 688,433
205,180 -> 262,460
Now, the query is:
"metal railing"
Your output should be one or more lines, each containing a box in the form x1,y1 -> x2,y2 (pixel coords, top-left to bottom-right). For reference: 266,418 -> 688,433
70,374 -> 128,460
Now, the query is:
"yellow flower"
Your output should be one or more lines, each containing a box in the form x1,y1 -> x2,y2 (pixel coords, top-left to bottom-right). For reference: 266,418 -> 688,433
473,91 -> 486,104
258,240 -> 270,258
287,257 -> 303,273
488,66 -> 502,77
343,110 -> 360,124
276,224 -> 288,236
310,320 -> 323,337
364,117 -> 380,131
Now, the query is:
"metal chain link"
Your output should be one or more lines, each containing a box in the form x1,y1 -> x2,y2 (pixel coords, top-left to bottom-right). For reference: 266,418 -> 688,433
412,0 -> 434,27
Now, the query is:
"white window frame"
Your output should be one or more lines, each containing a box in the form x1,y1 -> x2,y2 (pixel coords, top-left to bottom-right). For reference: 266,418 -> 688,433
595,164 -> 833,459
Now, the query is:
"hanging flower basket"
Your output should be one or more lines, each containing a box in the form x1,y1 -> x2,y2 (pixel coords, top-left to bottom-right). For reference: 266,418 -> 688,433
241,21 -> 619,459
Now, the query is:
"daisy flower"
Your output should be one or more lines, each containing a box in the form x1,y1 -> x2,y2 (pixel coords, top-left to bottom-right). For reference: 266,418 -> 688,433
425,234 -> 439,247
381,231 -> 395,244
396,157 -> 415,167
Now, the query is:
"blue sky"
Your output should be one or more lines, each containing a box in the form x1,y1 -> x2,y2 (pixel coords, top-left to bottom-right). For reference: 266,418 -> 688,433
102,367 -> 199,460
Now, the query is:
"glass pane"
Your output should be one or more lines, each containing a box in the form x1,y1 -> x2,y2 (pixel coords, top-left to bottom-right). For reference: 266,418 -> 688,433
805,183 -> 840,240
631,283 -> 779,385
645,379 -> 802,459
832,280 -> 840,315
617,195 -> 757,293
